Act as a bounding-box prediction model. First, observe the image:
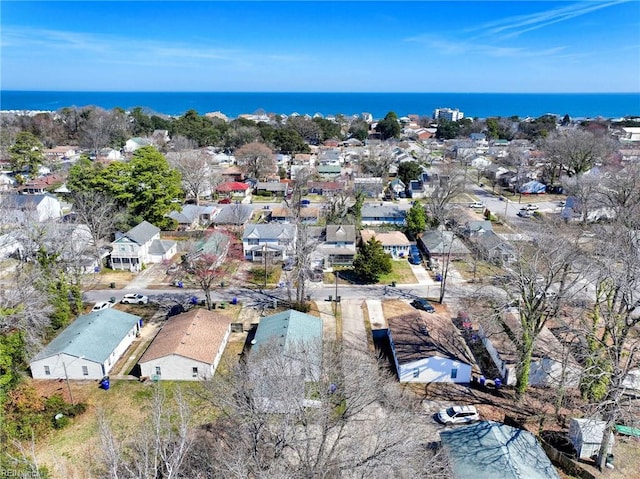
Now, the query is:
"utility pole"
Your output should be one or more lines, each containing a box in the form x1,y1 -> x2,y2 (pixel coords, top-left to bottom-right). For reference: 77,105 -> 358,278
263,243 -> 267,289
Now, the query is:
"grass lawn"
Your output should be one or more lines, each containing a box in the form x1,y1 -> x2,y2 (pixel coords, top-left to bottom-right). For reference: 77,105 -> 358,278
35,338 -> 247,478
378,259 -> 418,284
454,259 -> 502,282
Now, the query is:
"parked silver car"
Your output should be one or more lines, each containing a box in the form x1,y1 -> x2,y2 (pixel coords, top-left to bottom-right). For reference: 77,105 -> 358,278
437,405 -> 480,425
120,293 -> 149,305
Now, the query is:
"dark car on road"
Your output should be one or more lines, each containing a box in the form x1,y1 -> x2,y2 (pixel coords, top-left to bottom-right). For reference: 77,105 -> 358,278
411,298 -> 435,313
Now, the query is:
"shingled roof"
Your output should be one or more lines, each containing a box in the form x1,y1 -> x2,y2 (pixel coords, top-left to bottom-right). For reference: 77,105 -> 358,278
139,308 -> 232,365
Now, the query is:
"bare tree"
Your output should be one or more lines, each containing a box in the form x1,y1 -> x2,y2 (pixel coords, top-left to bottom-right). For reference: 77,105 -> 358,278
540,129 -> 617,178
494,225 -> 587,399
183,249 -> 229,311
425,164 -> 466,226
70,190 -> 124,263
201,340 -> 451,478
167,149 -> 212,205
96,386 -> 193,479
78,107 -> 128,158
359,144 -> 395,179
234,141 -> 276,180
561,172 -> 603,224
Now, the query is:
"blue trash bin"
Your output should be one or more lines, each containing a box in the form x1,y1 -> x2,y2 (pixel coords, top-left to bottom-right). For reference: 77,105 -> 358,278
100,377 -> 110,390
479,376 -> 486,386
494,378 -> 502,389
232,297 -> 237,305
435,273 -> 442,282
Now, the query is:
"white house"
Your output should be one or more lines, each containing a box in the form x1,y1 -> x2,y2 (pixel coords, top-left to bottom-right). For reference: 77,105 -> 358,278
360,229 -> 411,258
387,312 -> 474,384
139,308 -> 232,381
3,193 -> 63,223
30,309 -> 141,380
110,221 -> 177,271
242,224 -> 297,261
569,418 -> 614,460
124,137 -> 153,153
478,309 -> 582,387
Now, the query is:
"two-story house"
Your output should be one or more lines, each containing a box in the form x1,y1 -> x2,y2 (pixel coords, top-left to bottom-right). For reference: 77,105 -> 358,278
3,193 -> 63,223
315,224 -> 357,267
242,224 -> 297,262
109,221 -> 177,271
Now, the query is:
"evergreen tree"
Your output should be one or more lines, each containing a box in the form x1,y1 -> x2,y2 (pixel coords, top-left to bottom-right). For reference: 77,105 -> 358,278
353,238 -> 392,283
406,201 -> 427,237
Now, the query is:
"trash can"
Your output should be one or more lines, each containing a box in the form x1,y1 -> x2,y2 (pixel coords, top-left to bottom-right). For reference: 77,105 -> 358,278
110,296 -> 116,303
100,376 -> 110,390
177,281 -> 183,288
435,273 -> 442,282
329,295 -> 332,302
138,319 -> 143,328
232,297 -> 238,305
494,378 -> 502,389
336,296 -> 341,303
220,281 -> 225,287
479,376 -> 486,386
190,296 -> 198,305
109,282 -> 115,289
391,281 -> 396,287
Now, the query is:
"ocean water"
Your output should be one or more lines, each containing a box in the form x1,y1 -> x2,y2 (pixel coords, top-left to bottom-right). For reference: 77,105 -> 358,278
1,91 -> 639,120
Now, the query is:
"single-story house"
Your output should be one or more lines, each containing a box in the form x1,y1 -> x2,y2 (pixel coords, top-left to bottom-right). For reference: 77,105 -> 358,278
30,309 -> 142,380
216,181 -> 252,197
249,310 -> 323,413
255,181 -> 289,197
167,204 -> 218,230
110,221 -> 177,271
316,165 -> 342,179
440,421 -> 560,479
242,223 -> 297,261
360,204 -> 406,226
477,309 -> 582,387
18,174 -> 65,195
139,308 -> 232,381
210,204 -> 253,226
387,312 -> 474,383
388,178 -> 406,195
360,229 -> 411,258
307,181 -> 344,196
418,227 -> 471,261
353,177 -> 384,197
569,418 -> 614,460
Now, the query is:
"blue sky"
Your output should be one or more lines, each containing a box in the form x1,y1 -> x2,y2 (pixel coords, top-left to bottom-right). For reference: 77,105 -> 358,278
1,1 -> 638,92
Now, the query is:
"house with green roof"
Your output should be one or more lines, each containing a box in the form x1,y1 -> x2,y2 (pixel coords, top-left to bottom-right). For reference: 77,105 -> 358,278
440,421 -> 560,479
250,309 -> 323,412
30,309 -> 141,380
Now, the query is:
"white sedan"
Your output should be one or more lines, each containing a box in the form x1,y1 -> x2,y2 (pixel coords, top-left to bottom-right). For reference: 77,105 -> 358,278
120,293 -> 149,305
437,405 -> 480,425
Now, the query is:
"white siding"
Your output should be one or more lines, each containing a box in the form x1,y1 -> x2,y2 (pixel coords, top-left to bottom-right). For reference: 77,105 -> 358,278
398,357 -> 472,383
140,354 -> 213,381
30,354 -> 105,380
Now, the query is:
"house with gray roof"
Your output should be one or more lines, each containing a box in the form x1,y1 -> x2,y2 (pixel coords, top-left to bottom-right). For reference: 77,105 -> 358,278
167,204 -> 218,230
418,227 -> 470,261
210,204 -> 253,226
109,220 -> 177,271
361,203 -> 406,226
30,309 -> 141,380
440,421 -> 560,479
314,224 -> 357,267
242,224 -> 297,261
2,193 -> 62,223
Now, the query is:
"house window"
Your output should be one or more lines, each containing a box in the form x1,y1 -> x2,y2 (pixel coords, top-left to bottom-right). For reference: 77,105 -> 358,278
44,365 -> 50,376
155,366 -> 161,376
450,368 -> 458,379
82,366 -> 89,376
192,367 -> 198,378
248,239 -> 259,245
413,368 -> 420,378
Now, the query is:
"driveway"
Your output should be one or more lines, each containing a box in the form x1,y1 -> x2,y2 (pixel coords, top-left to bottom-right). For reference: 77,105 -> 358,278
340,299 -> 368,353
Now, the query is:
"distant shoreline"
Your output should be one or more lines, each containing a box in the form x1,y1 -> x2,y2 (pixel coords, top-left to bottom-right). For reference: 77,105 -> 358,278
2,91 -> 639,120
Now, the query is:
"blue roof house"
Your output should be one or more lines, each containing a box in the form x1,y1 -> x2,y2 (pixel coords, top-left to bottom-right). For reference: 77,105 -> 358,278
30,309 -> 141,380
361,204 -> 406,226
440,421 -> 560,479
250,310 -> 323,412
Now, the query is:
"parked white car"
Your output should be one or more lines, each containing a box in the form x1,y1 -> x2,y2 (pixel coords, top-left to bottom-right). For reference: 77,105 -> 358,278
121,293 -> 149,305
92,301 -> 114,312
437,405 -> 480,425
523,204 -> 539,211
469,201 -> 485,209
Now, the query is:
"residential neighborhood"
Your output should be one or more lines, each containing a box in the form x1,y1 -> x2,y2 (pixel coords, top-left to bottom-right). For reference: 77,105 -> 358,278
1,105 -> 639,479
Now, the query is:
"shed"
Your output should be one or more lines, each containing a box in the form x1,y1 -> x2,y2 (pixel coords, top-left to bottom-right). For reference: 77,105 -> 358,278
569,418 -> 614,460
